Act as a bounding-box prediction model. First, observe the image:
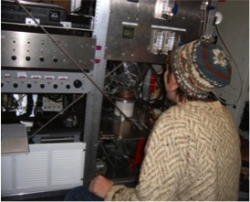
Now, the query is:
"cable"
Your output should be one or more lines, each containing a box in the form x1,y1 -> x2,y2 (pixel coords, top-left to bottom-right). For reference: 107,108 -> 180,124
18,94 -> 34,118
1,94 -> 18,110
214,25 -> 243,106
105,62 -> 124,78
100,143 -> 116,168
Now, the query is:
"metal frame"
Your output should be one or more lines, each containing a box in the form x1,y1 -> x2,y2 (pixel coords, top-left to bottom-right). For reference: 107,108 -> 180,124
82,0 -> 111,185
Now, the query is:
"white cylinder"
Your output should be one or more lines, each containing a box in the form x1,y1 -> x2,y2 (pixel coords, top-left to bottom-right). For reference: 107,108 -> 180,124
114,100 -> 135,118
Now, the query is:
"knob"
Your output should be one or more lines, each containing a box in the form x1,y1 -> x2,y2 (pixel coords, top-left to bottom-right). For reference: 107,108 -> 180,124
53,84 -> 58,89
40,57 -> 45,62
66,84 -> 71,89
73,80 -> 82,88
53,57 -> 58,62
40,84 -> 45,88
27,83 -> 32,88
13,83 -> 18,88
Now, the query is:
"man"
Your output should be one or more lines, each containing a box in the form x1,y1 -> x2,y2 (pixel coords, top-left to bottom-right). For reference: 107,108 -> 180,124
64,39 -> 241,201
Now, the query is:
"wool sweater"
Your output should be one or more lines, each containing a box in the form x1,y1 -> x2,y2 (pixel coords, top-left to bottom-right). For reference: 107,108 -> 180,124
105,101 -> 241,201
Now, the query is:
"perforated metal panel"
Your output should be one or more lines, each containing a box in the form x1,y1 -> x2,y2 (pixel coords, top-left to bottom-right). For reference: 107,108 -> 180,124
1,30 -> 96,71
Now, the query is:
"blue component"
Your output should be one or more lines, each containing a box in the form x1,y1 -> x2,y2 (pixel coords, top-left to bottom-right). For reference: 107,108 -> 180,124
172,3 -> 178,15
178,42 -> 185,47
206,5 -> 216,10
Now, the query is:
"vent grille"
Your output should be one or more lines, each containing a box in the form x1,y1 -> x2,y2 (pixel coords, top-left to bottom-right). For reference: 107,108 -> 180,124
1,142 -> 86,196
51,150 -> 84,185
16,151 -> 49,189
1,157 -> 13,190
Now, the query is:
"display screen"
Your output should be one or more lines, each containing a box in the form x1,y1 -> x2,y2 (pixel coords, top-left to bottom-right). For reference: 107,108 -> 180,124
49,10 -> 61,22
122,26 -> 135,39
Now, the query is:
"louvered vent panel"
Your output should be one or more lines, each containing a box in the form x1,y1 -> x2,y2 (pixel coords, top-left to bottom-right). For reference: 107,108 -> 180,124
15,151 -> 49,189
1,156 -> 13,191
1,142 -> 86,197
51,150 -> 84,185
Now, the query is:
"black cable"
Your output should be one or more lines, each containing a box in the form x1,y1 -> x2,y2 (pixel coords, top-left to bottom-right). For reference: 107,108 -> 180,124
100,143 -> 116,168
18,94 -> 34,118
134,63 -> 150,99
34,94 -> 44,119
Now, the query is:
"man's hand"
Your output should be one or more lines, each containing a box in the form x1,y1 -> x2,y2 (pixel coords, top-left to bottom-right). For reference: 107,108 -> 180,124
89,175 -> 114,198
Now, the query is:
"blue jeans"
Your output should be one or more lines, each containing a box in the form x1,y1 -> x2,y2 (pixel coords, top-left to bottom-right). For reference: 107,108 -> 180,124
64,186 -> 104,201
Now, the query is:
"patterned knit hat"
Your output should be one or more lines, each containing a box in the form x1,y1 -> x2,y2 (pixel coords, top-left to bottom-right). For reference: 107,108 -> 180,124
171,40 -> 232,98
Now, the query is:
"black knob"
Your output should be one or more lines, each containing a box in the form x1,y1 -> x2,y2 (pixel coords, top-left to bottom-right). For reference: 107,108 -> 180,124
53,57 -> 58,62
53,84 -> 58,89
73,80 -> 82,88
27,83 -> 32,88
66,84 -> 70,89
40,84 -> 45,88
13,83 -> 18,88
40,57 -> 44,62
1,83 -> 4,87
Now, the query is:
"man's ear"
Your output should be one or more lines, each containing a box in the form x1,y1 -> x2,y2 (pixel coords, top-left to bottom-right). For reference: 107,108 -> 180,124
164,71 -> 178,91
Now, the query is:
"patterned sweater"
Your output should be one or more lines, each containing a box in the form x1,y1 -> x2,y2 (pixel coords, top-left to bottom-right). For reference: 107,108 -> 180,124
105,101 -> 241,201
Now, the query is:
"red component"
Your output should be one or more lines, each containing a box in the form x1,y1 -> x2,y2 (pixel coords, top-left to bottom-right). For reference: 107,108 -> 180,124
94,59 -> 101,63
96,45 -> 102,50
150,75 -> 156,93
133,139 -> 146,165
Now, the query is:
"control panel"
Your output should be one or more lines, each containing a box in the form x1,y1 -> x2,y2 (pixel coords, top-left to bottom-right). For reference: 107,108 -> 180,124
1,70 -> 92,94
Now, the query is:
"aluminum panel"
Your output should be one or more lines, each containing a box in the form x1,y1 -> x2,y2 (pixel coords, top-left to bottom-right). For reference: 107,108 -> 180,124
1,124 -> 29,154
105,0 -> 204,64
1,69 -> 92,94
1,30 -> 96,70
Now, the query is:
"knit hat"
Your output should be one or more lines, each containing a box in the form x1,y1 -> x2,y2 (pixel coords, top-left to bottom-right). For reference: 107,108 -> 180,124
171,40 -> 232,98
